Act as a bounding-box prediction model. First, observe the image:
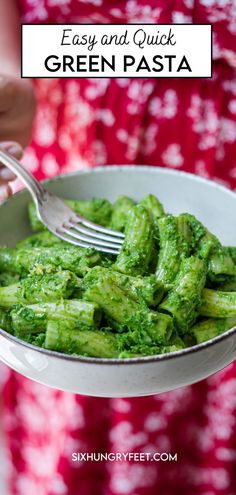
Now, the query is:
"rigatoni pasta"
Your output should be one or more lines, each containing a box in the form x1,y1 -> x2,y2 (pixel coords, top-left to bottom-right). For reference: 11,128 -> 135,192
0,194 -> 235,358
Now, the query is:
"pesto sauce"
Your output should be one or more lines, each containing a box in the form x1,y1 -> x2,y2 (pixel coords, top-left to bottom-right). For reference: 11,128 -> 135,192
0,195 -> 235,358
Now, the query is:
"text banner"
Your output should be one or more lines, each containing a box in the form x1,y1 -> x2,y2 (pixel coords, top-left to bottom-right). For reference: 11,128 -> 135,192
21,24 -> 212,78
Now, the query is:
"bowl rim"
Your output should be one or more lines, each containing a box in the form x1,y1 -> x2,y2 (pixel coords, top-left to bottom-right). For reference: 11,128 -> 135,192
0,322 -> 236,366
0,164 -> 235,366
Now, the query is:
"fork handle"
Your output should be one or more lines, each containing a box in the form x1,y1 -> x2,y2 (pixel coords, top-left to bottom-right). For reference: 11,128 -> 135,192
0,149 -> 46,203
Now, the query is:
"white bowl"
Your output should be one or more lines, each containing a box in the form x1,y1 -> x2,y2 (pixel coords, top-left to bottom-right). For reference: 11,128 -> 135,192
0,166 -> 235,397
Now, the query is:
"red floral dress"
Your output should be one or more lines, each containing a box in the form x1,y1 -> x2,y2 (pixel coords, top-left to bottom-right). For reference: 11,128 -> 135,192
3,1 -> 236,495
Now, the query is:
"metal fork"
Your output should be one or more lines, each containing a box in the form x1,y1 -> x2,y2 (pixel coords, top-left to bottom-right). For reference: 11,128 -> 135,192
0,150 -> 125,254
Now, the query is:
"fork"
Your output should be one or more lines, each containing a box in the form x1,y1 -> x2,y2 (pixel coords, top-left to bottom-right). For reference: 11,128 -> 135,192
0,150 -> 125,255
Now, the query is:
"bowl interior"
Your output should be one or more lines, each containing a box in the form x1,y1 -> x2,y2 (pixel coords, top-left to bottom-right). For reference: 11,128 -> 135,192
1,166 -> 235,247
0,166 -> 236,396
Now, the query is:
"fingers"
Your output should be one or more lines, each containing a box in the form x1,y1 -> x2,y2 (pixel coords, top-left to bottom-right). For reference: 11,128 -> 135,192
0,184 -> 12,202
0,167 -> 15,182
0,141 -> 23,183
0,141 -> 23,159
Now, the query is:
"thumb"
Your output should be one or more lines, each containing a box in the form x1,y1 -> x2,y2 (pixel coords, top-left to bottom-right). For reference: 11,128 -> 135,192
0,141 -> 23,181
0,183 -> 12,203
0,76 -> 16,112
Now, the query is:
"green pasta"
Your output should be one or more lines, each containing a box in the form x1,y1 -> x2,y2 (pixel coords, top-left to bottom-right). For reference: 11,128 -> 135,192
183,214 -> 236,279
176,214 -> 193,259
0,308 -> 12,333
0,271 -> 80,308
0,193 -> 235,359
140,193 -> 165,238
200,289 -> 236,318
208,246 -> 236,282
0,272 -> 19,287
45,321 -> 120,358
140,194 -> 165,220
11,299 -> 101,337
109,196 -> 136,232
183,213 -> 216,259
84,266 -> 172,344
159,257 -> 207,333
192,316 -> 236,344
115,204 -> 155,276
0,246 -> 101,277
155,215 -> 181,289
119,344 -> 161,358
84,266 -> 164,307
216,276 -> 236,292
17,231 -> 65,249
228,247 -> 236,264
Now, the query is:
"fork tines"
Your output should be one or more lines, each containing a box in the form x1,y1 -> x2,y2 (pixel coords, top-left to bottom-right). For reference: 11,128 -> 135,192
56,214 -> 125,255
